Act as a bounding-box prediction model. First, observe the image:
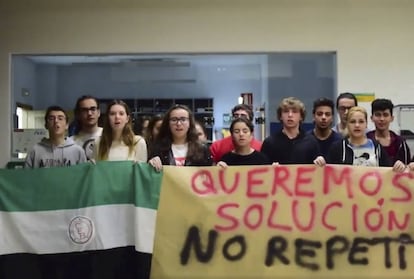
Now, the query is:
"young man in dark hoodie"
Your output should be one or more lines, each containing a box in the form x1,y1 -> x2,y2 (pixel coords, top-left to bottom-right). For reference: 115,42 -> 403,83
261,97 -> 325,165
308,97 -> 342,158
25,106 -> 87,168
366,98 -> 411,165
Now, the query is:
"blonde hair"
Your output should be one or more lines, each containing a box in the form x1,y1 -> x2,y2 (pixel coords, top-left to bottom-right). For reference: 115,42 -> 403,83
277,97 -> 306,121
344,106 -> 368,138
346,106 -> 368,122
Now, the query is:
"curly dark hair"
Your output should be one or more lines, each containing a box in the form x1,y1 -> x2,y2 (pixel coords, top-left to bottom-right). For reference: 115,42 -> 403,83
154,104 -> 205,162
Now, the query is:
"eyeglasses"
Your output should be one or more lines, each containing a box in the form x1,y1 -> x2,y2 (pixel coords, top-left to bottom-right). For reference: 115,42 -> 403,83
47,115 -> 66,122
232,113 -> 249,119
338,106 -> 353,112
169,117 -> 189,124
79,106 -> 98,113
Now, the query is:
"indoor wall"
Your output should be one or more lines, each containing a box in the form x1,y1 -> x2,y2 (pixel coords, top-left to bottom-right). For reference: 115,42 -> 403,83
1,0 -> 413,166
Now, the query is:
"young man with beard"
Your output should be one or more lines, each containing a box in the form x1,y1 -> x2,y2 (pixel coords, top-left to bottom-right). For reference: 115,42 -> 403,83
308,98 -> 341,158
70,95 -> 103,160
261,97 -> 325,165
366,98 -> 411,164
25,106 -> 86,168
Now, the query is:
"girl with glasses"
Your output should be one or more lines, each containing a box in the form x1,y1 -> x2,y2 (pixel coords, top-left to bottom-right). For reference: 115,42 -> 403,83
148,104 -> 212,171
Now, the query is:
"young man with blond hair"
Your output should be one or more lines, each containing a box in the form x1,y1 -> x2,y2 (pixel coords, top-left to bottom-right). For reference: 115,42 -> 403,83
261,97 -> 324,165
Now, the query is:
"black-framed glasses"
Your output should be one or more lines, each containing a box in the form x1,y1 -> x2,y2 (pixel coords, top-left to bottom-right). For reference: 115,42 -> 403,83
338,106 -> 353,112
79,106 -> 98,113
169,117 -> 189,124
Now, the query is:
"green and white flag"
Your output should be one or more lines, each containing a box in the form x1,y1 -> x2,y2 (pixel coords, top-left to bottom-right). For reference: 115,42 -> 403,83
0,161 -> 162,278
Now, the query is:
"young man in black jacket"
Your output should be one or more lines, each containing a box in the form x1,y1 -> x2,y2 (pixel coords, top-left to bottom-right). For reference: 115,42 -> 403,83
308,97 -> 342,158
261,97 -> 324,165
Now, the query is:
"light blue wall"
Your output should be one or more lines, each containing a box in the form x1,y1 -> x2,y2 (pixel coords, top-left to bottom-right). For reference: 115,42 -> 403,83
36,65 -> 58,109
14,53 -> 335,139
51,64 -> 263,136
12,57 -> 37,112
13,59 -> 58,111
267,53 -> 335,133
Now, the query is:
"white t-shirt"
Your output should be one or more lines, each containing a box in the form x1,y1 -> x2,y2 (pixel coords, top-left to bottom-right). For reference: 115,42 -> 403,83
351,139 -> 378,167
70,127 -> 103,160
93,135 -> 148,162
171,143 -> 188,166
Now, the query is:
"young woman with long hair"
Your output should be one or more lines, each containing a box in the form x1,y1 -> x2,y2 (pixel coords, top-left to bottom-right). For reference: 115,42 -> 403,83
148,104 -> 212,171
93,100 -> 147,162
144,114 -> 163,157
217,117 -> 270,167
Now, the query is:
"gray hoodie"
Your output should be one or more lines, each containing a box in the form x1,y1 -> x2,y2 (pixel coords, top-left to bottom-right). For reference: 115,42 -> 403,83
25,137 -> 87,168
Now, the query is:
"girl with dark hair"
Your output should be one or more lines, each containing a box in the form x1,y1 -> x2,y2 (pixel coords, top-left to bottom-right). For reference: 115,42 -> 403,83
148,104 -> 212,171
194,120 -> 208,143
217,118 -> 270,167
93,100 -> 147,162
144,114 -> 163,157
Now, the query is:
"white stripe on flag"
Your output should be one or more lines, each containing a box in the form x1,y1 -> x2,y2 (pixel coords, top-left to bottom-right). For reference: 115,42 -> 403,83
0,204 -> 156,255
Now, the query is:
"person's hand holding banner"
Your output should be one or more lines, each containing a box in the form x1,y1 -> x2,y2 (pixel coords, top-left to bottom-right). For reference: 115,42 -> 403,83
151,164 -> 414,278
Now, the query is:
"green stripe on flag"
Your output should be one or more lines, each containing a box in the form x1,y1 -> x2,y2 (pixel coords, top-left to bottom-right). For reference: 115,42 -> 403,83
0,161 -> 162,212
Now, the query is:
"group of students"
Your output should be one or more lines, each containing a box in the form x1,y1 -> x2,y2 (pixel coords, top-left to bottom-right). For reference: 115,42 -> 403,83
214,93 -> 414,172
24,96 -> 212,169
25,98 -> 146,168
24,94 -> 414,173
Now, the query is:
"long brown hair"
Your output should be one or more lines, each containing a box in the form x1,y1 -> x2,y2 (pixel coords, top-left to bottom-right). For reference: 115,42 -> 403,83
98,100 -> 136,160
145,114 -> 163,155
155,104 -> 204,162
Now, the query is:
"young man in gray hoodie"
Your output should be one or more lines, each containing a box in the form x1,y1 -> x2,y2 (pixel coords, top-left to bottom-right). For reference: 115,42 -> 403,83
25,106 -> 87,168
